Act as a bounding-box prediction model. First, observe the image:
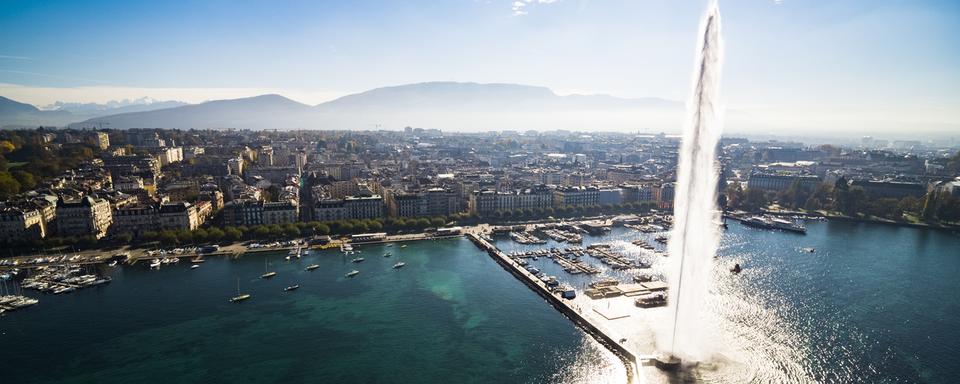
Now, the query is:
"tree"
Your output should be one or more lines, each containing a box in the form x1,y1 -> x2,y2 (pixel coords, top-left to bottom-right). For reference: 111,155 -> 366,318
177,229 -> 194,245
313,223 -> 331,235
283,223 -> 300,238
11,171 -> 36,190
192,228 -> 209,244
207,227 -> 225,243
253,225 -> 271,238
115,233 -> 133,244
0,140 -> 15,154
224,227 -> 243,242
430,217 -> 446,227
0,172 -> 21,199
159,230 -> 178,246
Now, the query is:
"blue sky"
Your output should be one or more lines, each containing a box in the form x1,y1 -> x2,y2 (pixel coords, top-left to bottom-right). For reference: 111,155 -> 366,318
0,0 -> 958,135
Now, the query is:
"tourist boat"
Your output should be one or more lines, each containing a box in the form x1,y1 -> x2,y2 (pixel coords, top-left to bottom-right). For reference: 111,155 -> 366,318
351,257 -> 365,263
284,284 -> 300,292
191,264 -> 200,269
743,215 -> 806,234
149,259 -> 162,269
230,279 -> 251,303
261,259 -> 277,279
392,262 -> 406,269
346,270 -> 360,278
305,264 -> 320,271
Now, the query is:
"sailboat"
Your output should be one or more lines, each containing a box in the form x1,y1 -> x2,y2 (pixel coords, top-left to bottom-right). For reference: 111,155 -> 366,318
230,279 -> 251,302
261,259 -> 276,279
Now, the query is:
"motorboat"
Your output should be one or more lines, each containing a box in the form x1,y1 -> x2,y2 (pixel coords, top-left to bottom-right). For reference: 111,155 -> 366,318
305,264 -> 320,271
351,257 -> 365,263
191,264 -> 200,269
346,270 -> 360,278
393,262 -> 406,269
284,284 -> 300,292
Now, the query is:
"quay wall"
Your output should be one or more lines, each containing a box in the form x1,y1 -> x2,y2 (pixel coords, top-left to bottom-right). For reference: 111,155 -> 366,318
466,233 -> 638,383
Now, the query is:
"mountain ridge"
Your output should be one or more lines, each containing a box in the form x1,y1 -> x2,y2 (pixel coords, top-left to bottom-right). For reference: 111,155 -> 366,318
1,82 -> 684,131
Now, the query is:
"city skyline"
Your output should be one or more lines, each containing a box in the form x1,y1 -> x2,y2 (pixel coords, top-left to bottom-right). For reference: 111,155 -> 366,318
1,0 -> 959,136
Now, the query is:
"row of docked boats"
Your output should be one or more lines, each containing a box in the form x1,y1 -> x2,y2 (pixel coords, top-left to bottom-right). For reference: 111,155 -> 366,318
19,265 -> 111,296
509,231 -> 547,245
540,229 -> 583,244
0,295 -> 38,314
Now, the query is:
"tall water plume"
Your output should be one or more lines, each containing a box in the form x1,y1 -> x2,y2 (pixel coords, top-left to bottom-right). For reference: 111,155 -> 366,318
660,0 -> 724,361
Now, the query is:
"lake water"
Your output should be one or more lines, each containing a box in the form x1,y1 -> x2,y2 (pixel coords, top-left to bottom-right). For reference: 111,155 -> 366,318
0,238 -> 623,384
2,220 -> 959,383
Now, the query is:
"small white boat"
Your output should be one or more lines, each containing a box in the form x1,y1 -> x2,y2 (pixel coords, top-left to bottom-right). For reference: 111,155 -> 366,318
261,259 -> 277,279
393,262 -> 406,269
191,264 -> 200,269
305,264 -> 320,271
383,252 -> 392,258
149,259 -> 162,269
230,279 -> 251,302
284,284 -> 300,292
351,257 -> 365,263
346,270 -> 360,278
107,260 -> 118,267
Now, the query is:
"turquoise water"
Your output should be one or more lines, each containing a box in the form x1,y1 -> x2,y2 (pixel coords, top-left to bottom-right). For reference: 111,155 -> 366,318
3,222 -> 959,383
0,238 -> 622,384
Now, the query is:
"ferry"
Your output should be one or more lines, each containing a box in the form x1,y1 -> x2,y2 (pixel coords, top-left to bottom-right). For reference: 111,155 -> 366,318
351,257 -> 365,263
305,264 -> 320,271
346,270 -> 360,278
284,284 -> 300,292
393,262 -> 406,269
742,216 -> 806,234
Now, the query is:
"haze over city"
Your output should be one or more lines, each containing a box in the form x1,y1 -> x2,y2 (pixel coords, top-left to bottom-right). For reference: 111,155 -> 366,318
2,0 -> 958,138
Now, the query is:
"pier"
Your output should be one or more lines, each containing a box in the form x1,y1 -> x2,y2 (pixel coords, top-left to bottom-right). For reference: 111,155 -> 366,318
467,232 -> 642,383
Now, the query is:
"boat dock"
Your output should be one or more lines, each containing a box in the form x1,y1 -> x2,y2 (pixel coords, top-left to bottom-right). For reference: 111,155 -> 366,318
506,247 -> 601,275
585,244 -> 639,270
467,233 -> 639,383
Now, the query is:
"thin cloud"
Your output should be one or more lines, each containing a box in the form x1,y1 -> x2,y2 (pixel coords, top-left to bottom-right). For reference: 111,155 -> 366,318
0,55 -> 34,61
512,0 -> 561,16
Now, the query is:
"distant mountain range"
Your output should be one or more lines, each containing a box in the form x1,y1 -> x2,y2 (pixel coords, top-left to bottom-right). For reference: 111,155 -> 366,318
0,96 -> 186,129
1,82 -> 685,132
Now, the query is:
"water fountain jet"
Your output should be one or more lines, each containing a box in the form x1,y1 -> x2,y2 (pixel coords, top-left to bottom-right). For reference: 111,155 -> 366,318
657,0 -> 724,366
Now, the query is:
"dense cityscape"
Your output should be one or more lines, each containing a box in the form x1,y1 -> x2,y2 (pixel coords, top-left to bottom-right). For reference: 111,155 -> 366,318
0,127 -> 957,253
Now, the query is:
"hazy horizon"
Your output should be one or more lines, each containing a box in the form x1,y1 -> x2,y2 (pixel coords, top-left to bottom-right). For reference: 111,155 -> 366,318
1,0 -> 958,137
